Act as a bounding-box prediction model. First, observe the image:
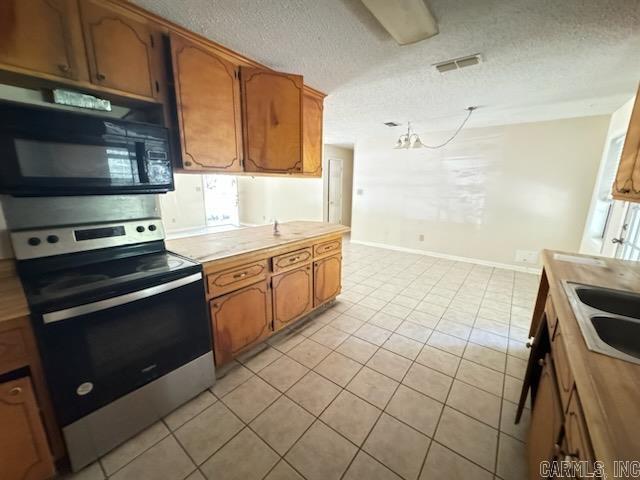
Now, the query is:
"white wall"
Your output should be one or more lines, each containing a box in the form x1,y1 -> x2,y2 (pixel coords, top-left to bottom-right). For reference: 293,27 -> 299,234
237,176 -> 323,225
351,116 -> 610,267
580,96 -> 635,255
159,174 -> 206,233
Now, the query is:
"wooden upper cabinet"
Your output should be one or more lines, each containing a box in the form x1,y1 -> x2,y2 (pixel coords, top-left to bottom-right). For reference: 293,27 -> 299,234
302,92 -> 324,177
272,265 -> 313,331
170,33 -> 243,171
79,0 -> 162,99
0,0 -> 86,81
0,377 -> 55,480
241,67 -> 304,173
210,281 -> 272,365
613,85 -> 640,201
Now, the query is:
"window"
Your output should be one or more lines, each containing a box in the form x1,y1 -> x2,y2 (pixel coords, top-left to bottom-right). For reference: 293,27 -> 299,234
203,175 -> 239,227
589,135 -> 625,239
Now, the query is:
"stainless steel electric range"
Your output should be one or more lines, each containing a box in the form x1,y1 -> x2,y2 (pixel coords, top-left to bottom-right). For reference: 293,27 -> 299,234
9,208 -> 214,471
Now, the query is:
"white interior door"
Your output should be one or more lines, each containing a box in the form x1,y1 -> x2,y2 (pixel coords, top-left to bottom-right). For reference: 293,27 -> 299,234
328,158 -> 343,224
614,203 -> 640,260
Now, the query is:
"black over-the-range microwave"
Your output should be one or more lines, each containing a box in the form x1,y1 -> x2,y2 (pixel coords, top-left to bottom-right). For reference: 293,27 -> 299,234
0,101 -> 174,196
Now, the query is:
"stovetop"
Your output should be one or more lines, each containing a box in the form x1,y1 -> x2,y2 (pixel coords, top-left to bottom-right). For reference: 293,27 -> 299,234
20,250 -> 200,309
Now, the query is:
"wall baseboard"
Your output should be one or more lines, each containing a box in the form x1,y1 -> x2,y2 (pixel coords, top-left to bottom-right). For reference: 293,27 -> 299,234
349,239 -> 542,274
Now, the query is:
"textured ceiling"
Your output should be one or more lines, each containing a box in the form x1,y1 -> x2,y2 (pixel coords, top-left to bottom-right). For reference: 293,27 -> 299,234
133,0 -> 640,145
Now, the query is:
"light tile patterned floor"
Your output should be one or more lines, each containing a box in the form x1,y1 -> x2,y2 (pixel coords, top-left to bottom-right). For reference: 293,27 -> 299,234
64,241 -> 537,480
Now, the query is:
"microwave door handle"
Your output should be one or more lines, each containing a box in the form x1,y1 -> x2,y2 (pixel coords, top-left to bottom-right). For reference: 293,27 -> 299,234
42,273 -> 202,324
134,141 -> 150,183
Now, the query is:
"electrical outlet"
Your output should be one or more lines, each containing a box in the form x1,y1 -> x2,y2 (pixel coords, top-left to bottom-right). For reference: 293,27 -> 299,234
418,234 -> 425,241
515,250 -> 539,264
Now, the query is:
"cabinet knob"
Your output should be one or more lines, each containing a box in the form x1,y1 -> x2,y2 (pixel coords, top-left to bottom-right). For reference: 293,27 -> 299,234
537,358 -> 545,366
58,64 -> 70,73
8,387 -> 22,396
96,73 -> 106,81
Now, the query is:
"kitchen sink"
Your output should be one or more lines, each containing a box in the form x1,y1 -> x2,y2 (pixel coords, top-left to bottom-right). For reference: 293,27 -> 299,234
575,286 -> 640,319
563,282 -> 640,365
591,316 -> 640,359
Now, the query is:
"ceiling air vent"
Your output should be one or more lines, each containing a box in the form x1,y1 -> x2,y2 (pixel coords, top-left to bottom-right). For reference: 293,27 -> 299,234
434,54 -> 482,73
384,121 -> 401,127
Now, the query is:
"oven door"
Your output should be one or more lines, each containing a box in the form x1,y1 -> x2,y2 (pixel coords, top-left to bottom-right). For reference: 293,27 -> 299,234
35,272 -> 211,426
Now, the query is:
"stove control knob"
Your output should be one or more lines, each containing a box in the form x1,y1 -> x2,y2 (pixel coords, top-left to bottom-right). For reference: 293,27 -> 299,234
136,226 -> 145,233
28,237 -> 41,246
148,224 -> 157,232
47,235 -> 59,244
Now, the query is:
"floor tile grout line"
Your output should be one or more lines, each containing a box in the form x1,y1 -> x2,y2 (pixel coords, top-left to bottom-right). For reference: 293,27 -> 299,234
343,259 -> 467,479
415,262 -> 488,479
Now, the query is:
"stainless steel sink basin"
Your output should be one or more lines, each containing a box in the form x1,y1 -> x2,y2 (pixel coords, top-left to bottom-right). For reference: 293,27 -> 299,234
575,286 -> 640,320
591,316 -> 640,359
563,282 -> 640,365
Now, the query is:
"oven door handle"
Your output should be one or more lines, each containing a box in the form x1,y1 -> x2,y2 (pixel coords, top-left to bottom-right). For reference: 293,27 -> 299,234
42,272 -> 202,324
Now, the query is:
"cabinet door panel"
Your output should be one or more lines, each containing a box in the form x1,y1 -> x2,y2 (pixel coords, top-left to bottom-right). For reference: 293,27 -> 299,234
565,392 -> 595,469
80,0 -> 159,98
0,0 -> 83,80
528,354 -> 563,480
170,34 -> 243,171
210,282 -> 272,365
313,254 -> 342,307
272,265 -> 313,330
241,67 -> 303,173
302,93 -> 323,176
0,377 -> 55,480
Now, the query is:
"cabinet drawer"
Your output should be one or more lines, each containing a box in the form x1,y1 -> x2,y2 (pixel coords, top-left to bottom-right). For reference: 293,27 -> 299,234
545,295 -> 558,336
551,320 -> 573,412
272,248 -> 312,273
565,390 -> 595,464
314,239 -> 341,258
207,260 -> 268,297
0,328 -> 29,374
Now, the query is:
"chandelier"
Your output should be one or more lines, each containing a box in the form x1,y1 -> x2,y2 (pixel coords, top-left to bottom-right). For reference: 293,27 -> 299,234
394,106 -> 477,149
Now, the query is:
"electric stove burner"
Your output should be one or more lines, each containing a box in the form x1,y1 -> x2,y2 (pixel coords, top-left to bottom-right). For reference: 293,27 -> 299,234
20,251 -> 199,308
136,257 -> 184,272
43,274 -> 110,293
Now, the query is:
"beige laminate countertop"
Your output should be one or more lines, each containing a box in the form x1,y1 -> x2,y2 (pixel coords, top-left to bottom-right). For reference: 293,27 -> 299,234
542,250 -> 640,473
0,259 -> 29,324
166,221 -> 350,264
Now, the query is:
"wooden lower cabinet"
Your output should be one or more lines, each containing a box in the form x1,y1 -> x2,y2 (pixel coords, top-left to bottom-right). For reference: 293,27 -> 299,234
565,392 -> 595,469
272,264 -> 313,331
313,254 -> 341,307
0,376 -> 55,480
210,281 -> 272,365
198,232 -> 346,366
528,354 -> 563,479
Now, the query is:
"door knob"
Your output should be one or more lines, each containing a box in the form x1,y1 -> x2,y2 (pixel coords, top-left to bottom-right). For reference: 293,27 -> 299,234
612,238 -> 624,244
